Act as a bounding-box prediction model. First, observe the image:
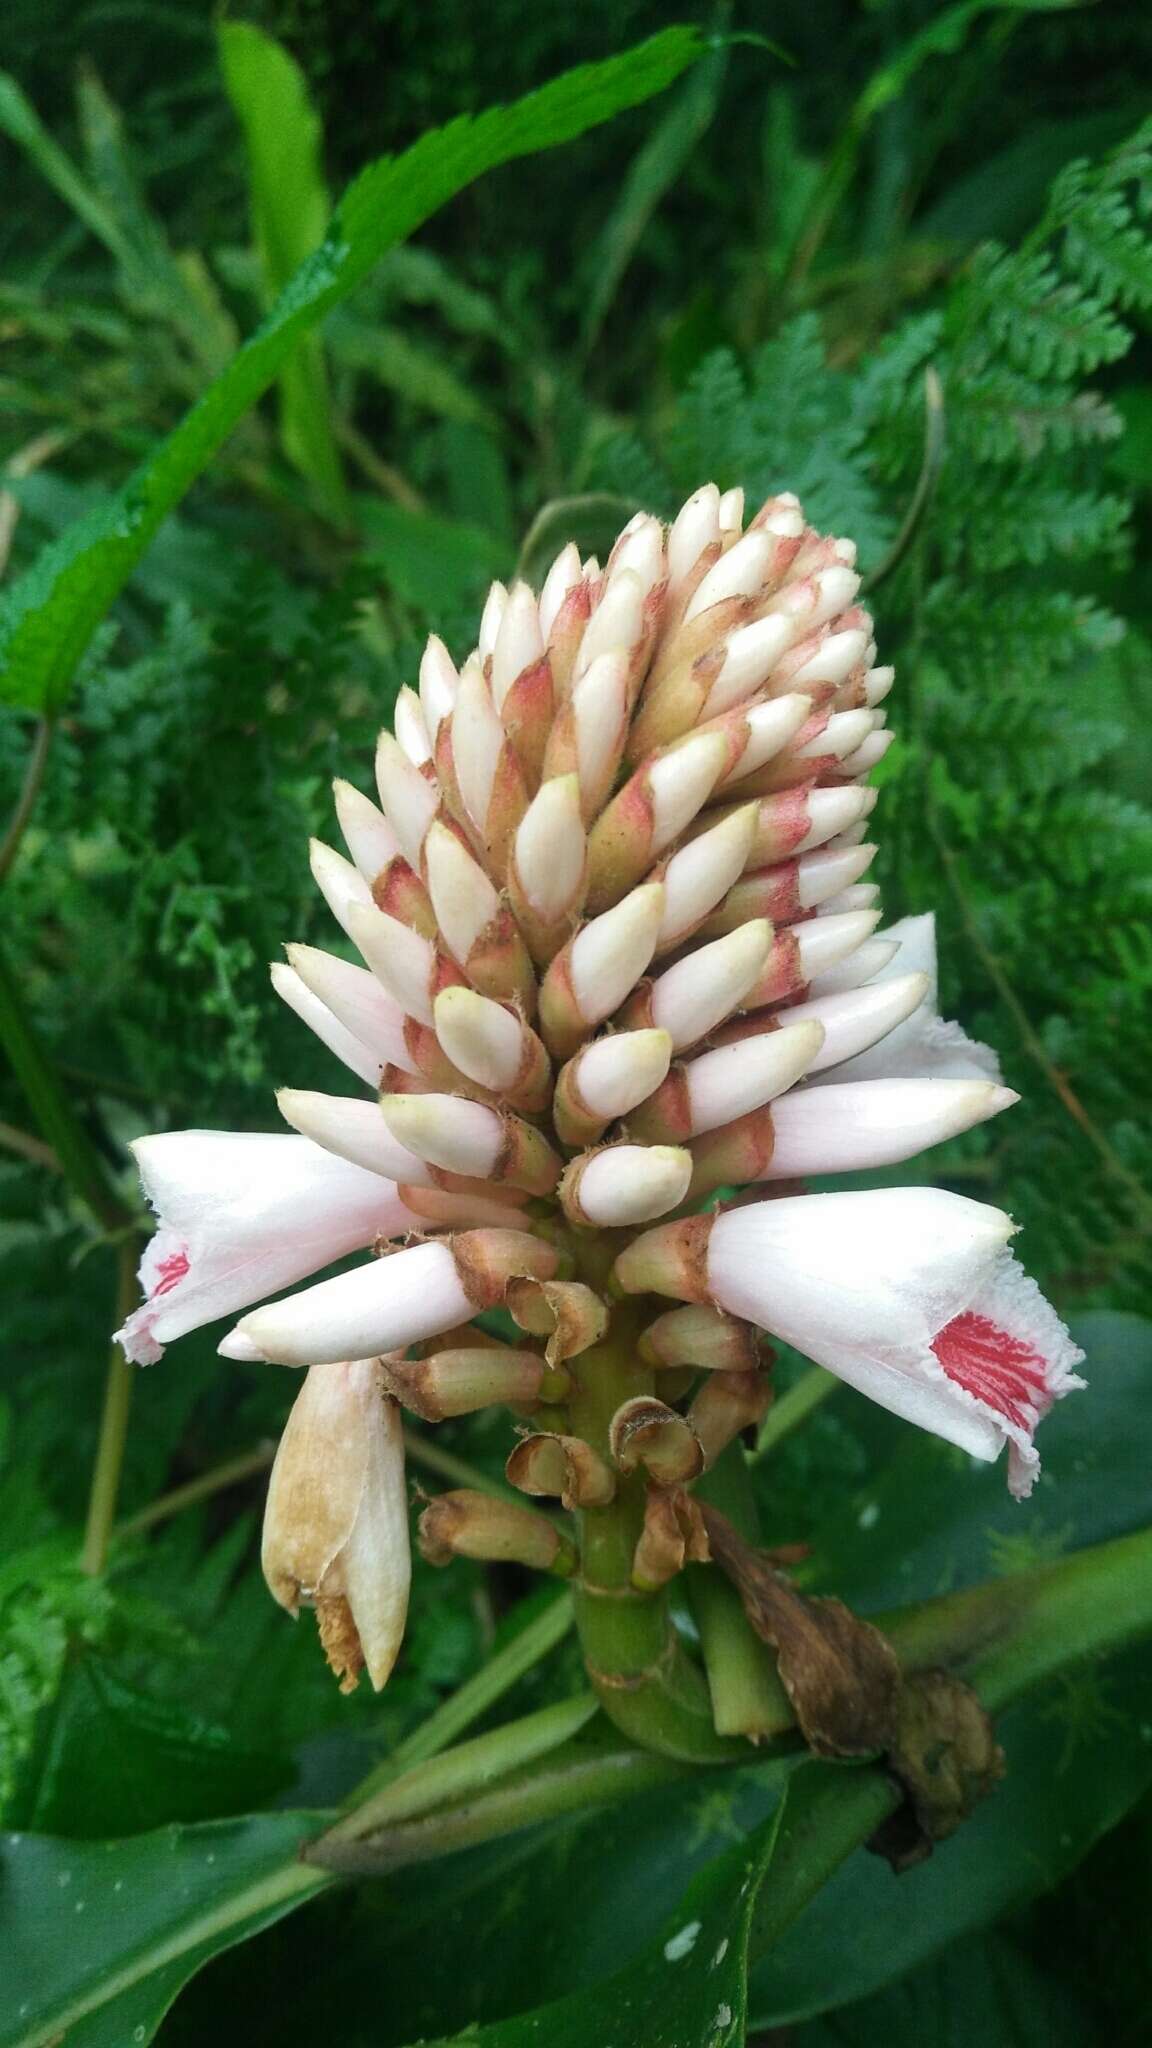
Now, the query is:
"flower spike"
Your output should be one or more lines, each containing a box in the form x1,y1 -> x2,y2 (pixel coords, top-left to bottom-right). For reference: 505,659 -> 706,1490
118,484 -> 1083,1696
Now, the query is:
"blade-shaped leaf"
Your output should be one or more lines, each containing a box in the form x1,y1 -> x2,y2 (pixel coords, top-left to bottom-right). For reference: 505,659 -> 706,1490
217,21 -> 345,511
0,1812 -> 331,2048
0,26 -> 702,712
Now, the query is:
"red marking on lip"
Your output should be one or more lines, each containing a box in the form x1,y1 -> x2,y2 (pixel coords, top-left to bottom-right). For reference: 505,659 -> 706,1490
932,1310 -> 1052,1430
152,1249 -> 190,1298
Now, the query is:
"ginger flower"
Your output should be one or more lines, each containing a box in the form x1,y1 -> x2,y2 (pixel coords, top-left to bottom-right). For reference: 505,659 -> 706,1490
117,483 -> 1083,1689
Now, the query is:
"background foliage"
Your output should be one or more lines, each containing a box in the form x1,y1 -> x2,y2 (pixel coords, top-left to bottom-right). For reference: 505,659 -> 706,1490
1,3 -> 1151,2042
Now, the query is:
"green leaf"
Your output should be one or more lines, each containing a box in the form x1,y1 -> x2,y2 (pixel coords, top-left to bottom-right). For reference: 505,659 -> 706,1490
9,1655 -> 292,1838
0,1811 -> 331,2048
401,1768 -> 809,2048
0,26 -> 702,712
579,43 -> 727,353
798,1312 -> 1152,1613
748,1644 -> 1152,2027
794,1929 -> 1095,2046
217,21 -> 346,513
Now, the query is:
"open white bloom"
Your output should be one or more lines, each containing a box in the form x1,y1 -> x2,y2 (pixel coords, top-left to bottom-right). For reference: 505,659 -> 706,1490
616,1190 -> 1084,1498
118,483 -> 1084,1685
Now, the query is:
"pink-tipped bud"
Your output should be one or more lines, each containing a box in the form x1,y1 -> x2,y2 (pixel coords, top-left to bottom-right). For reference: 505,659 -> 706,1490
509,773 -> 588,959
552,1028 -> 673,1147
711,694 -> 812,790
787,972 -> 929,1073
542,651 -> 632,820
380,1093 -> 561,1195
276,1088 -> 434,1186
803,934 -> 899,997
394,686 -> 433,768
433,986 -> 552,1111
585,728 -> 728,913
478,580 -> 508,660
270,962 -> 384,1089
418,634 -> 458,738
702,613 -> 794,718
575,568 -> 647,681
635,918 -> 773,1051
744,910 -> 882,1011
345,901 -> 463,1027
491,582 -> 545,709
864,664 -> 895,707
539,542 -> 583,639
744,784 -> 877,870
374,730 -> 438,869
333,779 -> 400,884
538,882 -> 664,1057
683,530 -> 775,625
558,1143 -> 693,1227
761,1078 -> 1017,1178
667,483 -> 721,590
422,820 -> 535,1008
630,1018 -> 824,1141
698,842 -> 877,938
308,839 -> 374,935
655,804 -> 758,951
285,943 -> 415,1073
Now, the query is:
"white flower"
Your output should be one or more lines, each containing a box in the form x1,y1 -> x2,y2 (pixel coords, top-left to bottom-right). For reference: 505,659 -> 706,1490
116,1131 -> 421,1365
617,1189 -> 1084,1497
805,913 -> 1003,1084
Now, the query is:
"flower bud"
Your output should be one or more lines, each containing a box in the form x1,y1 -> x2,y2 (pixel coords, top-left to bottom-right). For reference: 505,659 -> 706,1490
381,1346 -> 551,1420
261,1361 -> 410,1693
418,1489 -> 576,1574
639,1303 -> 765,1374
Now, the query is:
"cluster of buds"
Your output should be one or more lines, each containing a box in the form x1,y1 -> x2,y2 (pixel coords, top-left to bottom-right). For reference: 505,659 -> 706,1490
118,484 -> 1083,1698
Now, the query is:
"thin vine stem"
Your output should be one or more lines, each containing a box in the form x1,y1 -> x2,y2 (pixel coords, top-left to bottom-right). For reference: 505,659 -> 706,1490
0,715 -> 56,887
80,1240 -> 141,1575
116,1442 -> 278,1538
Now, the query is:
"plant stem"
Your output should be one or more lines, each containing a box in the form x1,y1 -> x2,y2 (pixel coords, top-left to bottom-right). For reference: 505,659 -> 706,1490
688,1447 -> 790,1739
309,1728 -> 690,1875
882,1521 -> 1152,1712
753,1365 -> 838,1459
0,940 -> 132,1234
323,1693 -> 598,1848
748,1762 -> 898,1962
116,1442 -> 278,1538
360,1591 -> 575,1790
80,1240 -> 140,1575
0,714 -> 55,886
565,1307 -> 746,1763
